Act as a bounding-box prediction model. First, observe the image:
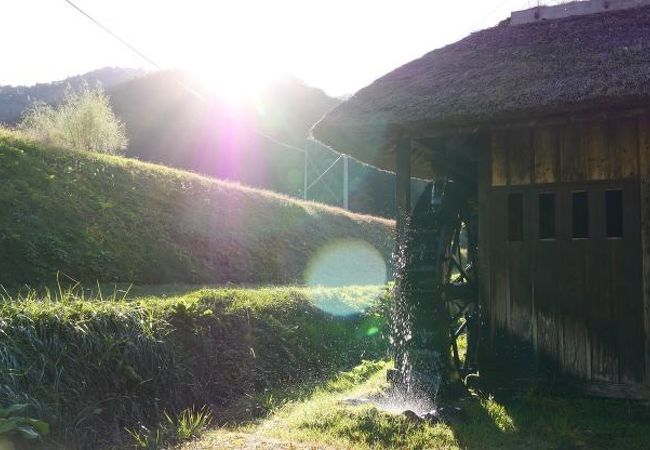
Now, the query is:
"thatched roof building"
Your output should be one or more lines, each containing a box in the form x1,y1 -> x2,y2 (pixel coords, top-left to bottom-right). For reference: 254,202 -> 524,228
314,0 -> 650,400
313,1 -> 650,178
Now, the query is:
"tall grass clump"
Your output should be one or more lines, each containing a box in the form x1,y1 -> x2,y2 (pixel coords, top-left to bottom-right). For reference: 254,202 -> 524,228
18,83 -> 127,154
0,285 -> 389,449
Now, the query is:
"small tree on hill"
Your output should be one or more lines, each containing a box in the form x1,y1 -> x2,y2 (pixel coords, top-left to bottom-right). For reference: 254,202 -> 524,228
19,84 -> 127,154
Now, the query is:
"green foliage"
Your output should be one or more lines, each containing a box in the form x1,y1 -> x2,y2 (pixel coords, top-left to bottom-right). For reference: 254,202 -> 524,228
127,406 -> 212,449
127,426 -> 163,450
170,406 -> 213,441
0,404 -> 49,441
0,132 -> 393,287
0,285 -> 388,448
18,83 -> 127,154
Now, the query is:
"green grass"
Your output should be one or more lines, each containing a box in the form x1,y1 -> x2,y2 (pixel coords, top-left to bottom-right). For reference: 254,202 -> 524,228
0,285 -> 390,449
187,362 -> 650,450
0,128 -> 393,287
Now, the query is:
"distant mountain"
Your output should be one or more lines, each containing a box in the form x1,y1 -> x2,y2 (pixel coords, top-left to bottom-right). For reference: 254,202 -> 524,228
0,67 -> 146,123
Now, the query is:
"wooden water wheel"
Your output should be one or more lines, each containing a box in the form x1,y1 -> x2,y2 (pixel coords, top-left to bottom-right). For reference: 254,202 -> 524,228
391,176 -> 479,395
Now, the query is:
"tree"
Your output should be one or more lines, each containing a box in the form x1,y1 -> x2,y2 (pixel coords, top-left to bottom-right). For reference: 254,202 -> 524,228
19,84 -> 127,154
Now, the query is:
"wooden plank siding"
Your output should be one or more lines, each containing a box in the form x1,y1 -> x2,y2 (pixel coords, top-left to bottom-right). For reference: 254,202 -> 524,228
533,126 -> 560,184
588,186 -> 619,383
560,124 -> 585,182
509,128 -> 533,185
483,116 -> 647,391
560,184 -> 591,379
491,131 -> 508,186
618,183 -> 643,383
638,113 -> 650,387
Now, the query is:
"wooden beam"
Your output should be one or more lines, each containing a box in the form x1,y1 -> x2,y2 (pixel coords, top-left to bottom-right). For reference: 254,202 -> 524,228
477,140 -> 494,363
578,381 -> 650,401
638,112 -> 650,387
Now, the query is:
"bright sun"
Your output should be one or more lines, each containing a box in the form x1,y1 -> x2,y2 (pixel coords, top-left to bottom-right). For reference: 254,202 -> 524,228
191,60 -> 280,105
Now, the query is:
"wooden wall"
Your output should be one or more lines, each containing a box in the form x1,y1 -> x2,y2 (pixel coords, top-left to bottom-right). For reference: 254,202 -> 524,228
480,115 -> 650,396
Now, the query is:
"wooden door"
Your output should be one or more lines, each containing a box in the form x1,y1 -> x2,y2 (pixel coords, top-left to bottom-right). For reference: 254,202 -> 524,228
489,181 -> 644,383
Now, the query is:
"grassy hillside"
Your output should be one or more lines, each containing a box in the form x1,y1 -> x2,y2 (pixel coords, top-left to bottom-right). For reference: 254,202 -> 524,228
0,286 -> 389,448
0,129 -> 393,287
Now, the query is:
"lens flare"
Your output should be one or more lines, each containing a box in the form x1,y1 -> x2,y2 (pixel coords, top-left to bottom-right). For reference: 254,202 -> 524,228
305,239 -> 387,287
366,326 -> 380,336
304,240 -> 387,317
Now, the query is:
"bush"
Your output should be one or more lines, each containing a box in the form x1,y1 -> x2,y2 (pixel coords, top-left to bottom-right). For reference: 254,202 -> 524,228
18,84 -> 127,154
0,286 -> 390,449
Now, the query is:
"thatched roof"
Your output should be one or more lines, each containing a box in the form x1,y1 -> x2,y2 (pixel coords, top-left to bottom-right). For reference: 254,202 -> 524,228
312,4 -> 650,171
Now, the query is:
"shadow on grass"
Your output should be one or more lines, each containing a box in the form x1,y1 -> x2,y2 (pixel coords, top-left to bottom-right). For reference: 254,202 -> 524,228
450,384 -> 650,450
211,363 -> 650,450
213,361 -> 389,429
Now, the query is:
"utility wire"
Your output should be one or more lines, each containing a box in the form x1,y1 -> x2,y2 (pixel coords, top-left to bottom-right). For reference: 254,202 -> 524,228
306,155 -> 343,191
61,0 -> 306,154
63,0 -> 162,70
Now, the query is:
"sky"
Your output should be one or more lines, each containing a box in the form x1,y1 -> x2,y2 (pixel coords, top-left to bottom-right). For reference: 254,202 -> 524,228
2,0 -> 559,96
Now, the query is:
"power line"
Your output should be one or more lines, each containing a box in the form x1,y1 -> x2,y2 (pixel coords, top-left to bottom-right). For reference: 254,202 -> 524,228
306,155 -> 343,191
63,0 -> 162,71
61,0 -> 306,154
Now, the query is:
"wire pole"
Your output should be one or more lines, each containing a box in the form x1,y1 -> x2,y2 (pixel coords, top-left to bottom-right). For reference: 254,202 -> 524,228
303,146 -> 308,200
343,155 -> 349,209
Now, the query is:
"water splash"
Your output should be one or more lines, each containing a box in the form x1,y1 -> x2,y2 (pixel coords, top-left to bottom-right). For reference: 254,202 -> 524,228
389,211 -> 446,401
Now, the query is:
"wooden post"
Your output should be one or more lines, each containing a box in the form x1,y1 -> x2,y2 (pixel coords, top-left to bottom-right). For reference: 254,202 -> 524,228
477,136 -> 494,374
396,139 -> 412,240
639,112 -> 650,386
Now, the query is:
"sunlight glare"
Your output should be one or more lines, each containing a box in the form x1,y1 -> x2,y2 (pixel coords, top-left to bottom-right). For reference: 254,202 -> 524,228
191,59 -> 281,105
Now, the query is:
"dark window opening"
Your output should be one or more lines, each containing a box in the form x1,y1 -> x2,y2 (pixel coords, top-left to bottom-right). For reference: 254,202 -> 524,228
539,193 -> 555,239
508,193 -> 524,242
572,191 -> 589,238
606,190 -> 623,238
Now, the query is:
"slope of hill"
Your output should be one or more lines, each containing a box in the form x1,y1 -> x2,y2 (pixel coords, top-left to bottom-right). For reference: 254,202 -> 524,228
0,67 -> 146,123
0,129 -> 393,287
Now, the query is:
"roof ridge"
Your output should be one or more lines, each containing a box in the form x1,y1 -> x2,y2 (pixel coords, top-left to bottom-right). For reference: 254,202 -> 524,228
510,0 -> 650,26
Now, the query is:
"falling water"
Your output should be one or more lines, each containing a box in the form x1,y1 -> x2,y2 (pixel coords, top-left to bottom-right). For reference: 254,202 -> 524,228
387,215 -> 443,411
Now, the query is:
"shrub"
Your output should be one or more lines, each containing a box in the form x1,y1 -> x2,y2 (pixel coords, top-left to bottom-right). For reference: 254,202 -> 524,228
126,406 -> 212,449
18,84 -> 127,154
